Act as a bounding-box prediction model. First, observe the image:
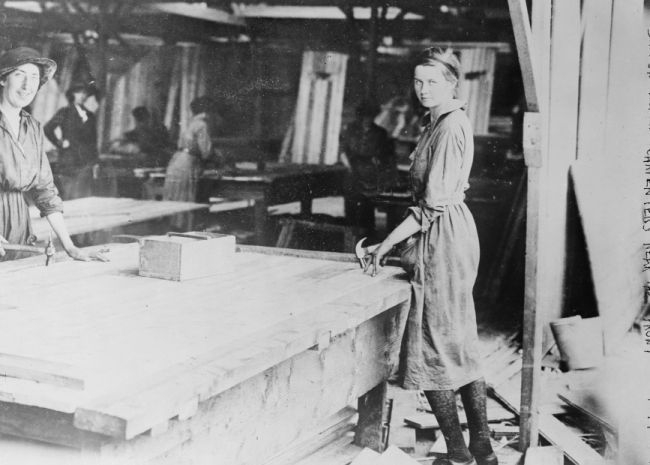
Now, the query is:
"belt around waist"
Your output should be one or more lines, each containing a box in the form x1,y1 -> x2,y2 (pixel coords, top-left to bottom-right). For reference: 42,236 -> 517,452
417,194 -> 466,207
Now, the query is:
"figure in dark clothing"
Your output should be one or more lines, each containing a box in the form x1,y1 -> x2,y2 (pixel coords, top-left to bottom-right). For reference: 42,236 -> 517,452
44,83 -> 98,199
341,101 -> 397,232
122,106 -> 171,167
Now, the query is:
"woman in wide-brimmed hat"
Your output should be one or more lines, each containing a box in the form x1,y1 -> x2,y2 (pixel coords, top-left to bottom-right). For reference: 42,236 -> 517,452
0,47 -> 106,262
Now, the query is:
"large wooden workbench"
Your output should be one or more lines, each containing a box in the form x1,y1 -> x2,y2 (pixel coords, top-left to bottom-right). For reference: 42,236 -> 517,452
0,244 -> 410,464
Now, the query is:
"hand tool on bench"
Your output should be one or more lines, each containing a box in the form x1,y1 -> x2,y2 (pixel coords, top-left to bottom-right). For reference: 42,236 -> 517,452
355,237 -> 382,269
1,235 -> 55,266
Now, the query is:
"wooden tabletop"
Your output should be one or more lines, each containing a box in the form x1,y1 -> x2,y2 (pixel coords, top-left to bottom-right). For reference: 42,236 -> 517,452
0,244 -> 410,441
29,197 -> 208,240
201,162 -> 348,182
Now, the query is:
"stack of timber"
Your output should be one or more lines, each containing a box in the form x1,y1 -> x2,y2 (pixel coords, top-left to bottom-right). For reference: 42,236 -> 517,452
0,244 -> 411,464
284,50 -> 348,165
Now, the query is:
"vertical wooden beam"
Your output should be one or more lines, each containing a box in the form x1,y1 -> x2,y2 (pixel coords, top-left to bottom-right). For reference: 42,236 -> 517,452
521,0 -> 581,451
363,3 -> 380,104
507,0 -> 538,112
509,0 -> 547,451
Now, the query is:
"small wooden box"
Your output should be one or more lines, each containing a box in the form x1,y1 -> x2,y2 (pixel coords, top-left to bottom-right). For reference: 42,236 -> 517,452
139,232 -> 236,281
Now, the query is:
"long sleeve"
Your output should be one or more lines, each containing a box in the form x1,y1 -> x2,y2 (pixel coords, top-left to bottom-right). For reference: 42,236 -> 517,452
43,108 -> 65,148
30,123 -> 63,217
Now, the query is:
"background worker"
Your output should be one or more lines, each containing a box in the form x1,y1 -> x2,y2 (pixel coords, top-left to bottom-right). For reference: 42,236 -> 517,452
0,47 -> 104,262
110,106 -> 171,167
44,81 -> 98,199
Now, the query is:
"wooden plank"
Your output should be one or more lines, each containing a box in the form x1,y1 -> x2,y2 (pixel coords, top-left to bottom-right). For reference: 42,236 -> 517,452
291,51 -> 314,164
0,401 -> 107,450
0,353 -> 85,390
404,404 -> 516,430
557,390 -> 614,432
524,446 -> 563,465
489,373 -> 605,465
537,414 -> 604,465
378,445 -> 420,464
571,163 -> 644,351
350,448 -> 381,465
30,197 -> 207,240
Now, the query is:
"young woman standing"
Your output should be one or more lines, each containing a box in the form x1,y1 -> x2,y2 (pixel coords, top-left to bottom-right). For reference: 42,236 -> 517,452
366,48 -> 496,465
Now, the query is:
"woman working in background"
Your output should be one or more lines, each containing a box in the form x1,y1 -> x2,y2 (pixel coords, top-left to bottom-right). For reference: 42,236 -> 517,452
163,96 -> 216,203
0,47 -> 103,262
365,48 -> 496,465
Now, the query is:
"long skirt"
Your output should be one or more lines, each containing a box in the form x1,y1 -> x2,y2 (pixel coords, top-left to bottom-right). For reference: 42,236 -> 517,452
163,151 -> 201,202
401,203 -> 483,391
0,191 -> 34,261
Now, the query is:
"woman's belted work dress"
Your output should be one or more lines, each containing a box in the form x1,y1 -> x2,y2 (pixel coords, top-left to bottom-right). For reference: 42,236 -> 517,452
401,99 -> 482,391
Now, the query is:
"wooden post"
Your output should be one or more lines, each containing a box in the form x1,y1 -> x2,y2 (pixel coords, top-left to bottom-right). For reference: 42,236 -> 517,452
508,0 -> 540,450
363,3 -> 380,104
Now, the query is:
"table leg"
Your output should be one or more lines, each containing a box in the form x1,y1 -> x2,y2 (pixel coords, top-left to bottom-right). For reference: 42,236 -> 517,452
355,381 -> 389,453
254,197 -> 269,245
300,197 -> 313,216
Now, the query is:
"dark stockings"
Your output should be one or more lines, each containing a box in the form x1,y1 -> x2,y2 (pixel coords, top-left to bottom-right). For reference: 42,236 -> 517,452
425,378 -> 495,464
459,378 -> 495,460
424,389 -> 473,463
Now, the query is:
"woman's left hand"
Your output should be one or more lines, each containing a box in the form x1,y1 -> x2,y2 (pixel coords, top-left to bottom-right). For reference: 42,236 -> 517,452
364,241 -> 392,277
66,246 -> 110,262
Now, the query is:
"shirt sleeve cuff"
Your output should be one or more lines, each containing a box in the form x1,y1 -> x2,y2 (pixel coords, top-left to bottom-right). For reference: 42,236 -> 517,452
407,202 -> 443,232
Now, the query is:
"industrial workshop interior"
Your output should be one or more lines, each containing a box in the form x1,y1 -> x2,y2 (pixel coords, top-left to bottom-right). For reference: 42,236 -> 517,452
0,0 -> 645,464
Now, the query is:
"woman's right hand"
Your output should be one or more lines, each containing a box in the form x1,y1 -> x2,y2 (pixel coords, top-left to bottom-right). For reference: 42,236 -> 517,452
363,240 -> 392,277
0,235 -> 6,258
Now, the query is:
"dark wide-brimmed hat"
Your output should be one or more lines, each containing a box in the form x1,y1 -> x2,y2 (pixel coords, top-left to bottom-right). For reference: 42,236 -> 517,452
0,47 -> 57,87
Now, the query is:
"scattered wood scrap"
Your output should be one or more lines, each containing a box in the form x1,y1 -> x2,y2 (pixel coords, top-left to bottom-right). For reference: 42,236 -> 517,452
524,446 -> 563,465
404,402 -> 515,430
557,390 -> 614,433
489,371 -> 605,465
350,445 -> 420,465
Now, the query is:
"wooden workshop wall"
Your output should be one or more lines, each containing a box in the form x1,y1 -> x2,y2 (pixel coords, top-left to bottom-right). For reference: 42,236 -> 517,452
517,0 -> 645,352
572,0 -> 645,348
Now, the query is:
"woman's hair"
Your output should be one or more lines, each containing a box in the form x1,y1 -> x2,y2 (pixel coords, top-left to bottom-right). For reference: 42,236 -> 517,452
414,47 -> 461,86
190,96 -> 214,115
65,83 -> 87,103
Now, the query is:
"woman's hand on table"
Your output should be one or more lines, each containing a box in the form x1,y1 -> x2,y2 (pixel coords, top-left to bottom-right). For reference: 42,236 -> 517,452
65,246 -> 110,262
